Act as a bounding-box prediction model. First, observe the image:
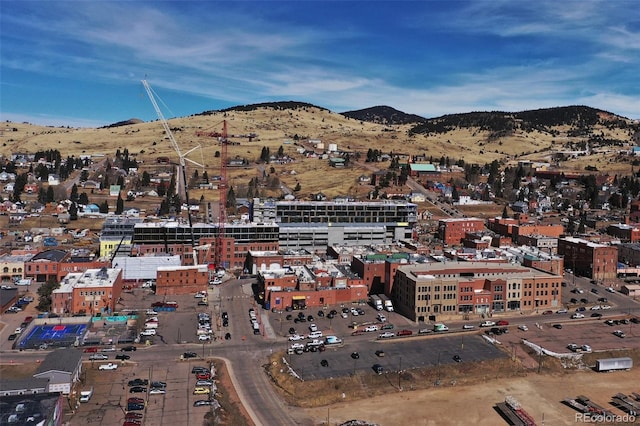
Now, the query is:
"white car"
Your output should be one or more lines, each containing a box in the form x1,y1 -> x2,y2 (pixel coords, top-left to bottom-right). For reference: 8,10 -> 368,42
479,321 -> 496,327
194,292 -> 206,299
571,313 -> 585,319
556,309 -> 568,314
581,344 -> 592,353
89,353 -> 109,360
149,388 -> 166,395
462,324 -> 475,330
140,329 -> 156,336
198,334 -> 211,341
98,363 -> 118,370
290,343 -> 305,350
590,305 -> 601,310
605,287 -> 615,293
517,325 -> 529,331
600,305 -> 612,310
379,331 -> 395,338
308,331 -> 323,339
288,334 -> 305,341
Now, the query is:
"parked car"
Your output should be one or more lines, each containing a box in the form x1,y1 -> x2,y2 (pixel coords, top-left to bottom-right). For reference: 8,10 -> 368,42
288,334 -> 304,341
496,320 -> 509,326
613,330 -> 626,338
98,363 -> 118,370
7,333 -> 17,341
196,372 -> 211,380
115,354 -> 130,360
127,397 -> 144,404
351,352 -> 360,359
462,324 -> 475,330
552,324 -> 563,329
375,350 -> 385,357
129,386 -> 147,393
183,352 -> 198,359
591,313 -> 602,318
396,329 -> 412,336
517,325 -> 529,331
121,346 -> 137,352
150,381 -> 166,388
193,387 -> 210,395
320,359 -> 329,367
372,364 -> 384,375
581,344 -> 592,353
379,331 -> 395,339
556,308 -> 568,314
89,353 -> 109,360
479,320 -> 496,327
191,366 -> 208,374
128,379 -> 149,387
571,313 -> 585,319
567,343 -> 579,352
453,355 -> 462,363
196,379 -> 213,386
194,400 -> 213,407
542,310 -> 553,315
149,388 -> 166,395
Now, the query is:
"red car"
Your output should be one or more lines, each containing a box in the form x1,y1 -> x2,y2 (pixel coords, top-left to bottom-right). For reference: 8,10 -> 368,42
396,329 -> 413,336
24,316 -> 33,323
496,320 -> 509,326
83,347 -> 98,353
125,413 -> 143,420
542,310 -> 553,315
127,397 -> 144,404
196,372 -> 211,380
123,421 -> 142,426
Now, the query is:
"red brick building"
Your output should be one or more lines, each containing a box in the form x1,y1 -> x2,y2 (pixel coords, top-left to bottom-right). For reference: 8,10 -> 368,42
51,268 -> 124,315
25,249 -> 109,283
156,265 -> 208,296
606,223 -> 640,243
438,218 -> 485,246
557,237 -> 618,282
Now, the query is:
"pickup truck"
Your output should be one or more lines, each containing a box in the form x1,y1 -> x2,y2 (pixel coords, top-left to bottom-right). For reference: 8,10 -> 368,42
479,320 -> 496,327
98,363 -> 118,370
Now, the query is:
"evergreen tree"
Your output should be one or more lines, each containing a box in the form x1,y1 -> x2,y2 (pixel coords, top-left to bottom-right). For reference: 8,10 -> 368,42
46,186 -> 55,203
78,192 -> 89,205
69,202 -> 78,220
70,183 -> 79,202
502,205 -> 509,219
294,182 -> 301,192
115,193 -> 124,215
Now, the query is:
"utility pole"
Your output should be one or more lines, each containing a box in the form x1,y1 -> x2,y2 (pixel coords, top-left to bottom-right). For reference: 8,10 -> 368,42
398,355 -> 402,391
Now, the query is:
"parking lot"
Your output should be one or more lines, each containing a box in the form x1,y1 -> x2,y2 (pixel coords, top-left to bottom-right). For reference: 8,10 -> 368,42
74,359 -> 219,426
495,314 -> 640,357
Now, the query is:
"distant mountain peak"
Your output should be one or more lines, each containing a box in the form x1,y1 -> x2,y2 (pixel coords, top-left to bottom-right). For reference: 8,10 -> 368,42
341,106 -> 425,125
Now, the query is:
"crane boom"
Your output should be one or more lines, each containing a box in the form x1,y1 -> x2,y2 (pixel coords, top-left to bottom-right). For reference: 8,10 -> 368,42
141,79 -> 202,262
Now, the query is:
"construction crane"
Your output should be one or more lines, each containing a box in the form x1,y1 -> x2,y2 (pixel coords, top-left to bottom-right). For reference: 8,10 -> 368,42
194,119 -> 257,271
141,79 -> 203,263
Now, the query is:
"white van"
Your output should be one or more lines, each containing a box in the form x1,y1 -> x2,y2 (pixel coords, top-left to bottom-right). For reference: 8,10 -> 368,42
308,331 -> 323,339
144,322 -> 158,329
364,325 -> 379,332
79,387 -> 93,403
140,329 -> 156,336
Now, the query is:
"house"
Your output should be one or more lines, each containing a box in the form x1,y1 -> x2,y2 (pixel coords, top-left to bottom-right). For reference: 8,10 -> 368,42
358,175 -> 372,184
0,171 -> 15,182
47,175 -> 60,186
33,347 -> 83,395
3,182 -> 14,192
409,192 -> 426,203
24,183 -> 39,194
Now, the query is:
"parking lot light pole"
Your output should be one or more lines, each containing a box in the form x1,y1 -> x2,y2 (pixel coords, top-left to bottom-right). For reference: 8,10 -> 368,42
398,355 -> 402,391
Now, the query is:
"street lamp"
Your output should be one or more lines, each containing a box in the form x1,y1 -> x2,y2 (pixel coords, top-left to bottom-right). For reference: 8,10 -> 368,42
398,355 -> 402,390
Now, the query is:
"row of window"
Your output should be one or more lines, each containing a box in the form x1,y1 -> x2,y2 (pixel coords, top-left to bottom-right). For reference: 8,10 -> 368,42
2,267 -> 23,273
79,290 -> 107,296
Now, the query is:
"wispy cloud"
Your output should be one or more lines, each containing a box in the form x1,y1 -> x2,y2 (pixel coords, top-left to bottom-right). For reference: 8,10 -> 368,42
1,1 -> 638,125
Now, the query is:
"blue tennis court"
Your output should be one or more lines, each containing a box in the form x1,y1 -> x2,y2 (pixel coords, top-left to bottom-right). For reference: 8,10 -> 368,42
18,323 -> 88,350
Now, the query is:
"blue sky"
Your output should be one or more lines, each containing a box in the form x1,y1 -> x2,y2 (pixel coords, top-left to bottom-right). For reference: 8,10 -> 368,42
1,1 -> 639,127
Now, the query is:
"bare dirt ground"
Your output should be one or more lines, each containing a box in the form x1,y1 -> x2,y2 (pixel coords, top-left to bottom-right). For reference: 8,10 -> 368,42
266,347 -> 640,426
304,371 -> 640,426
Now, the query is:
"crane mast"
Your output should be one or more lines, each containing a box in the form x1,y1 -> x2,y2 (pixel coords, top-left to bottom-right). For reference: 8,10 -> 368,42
216,120 -> 229,270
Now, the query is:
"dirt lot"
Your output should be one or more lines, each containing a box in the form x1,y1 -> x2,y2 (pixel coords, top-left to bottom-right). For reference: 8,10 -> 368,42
268,345 -> 640,426
303,370 -> 640,426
